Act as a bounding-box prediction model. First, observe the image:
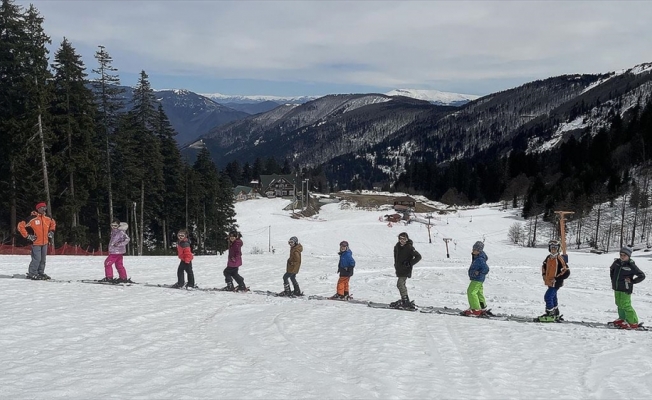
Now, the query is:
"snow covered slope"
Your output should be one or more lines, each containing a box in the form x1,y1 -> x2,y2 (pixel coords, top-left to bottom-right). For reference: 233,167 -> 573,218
1,198 -> 650,399
385,88 -> 480,105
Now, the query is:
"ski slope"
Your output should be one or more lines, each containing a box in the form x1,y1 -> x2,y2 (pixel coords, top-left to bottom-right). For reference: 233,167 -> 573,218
1,198 -> 651,399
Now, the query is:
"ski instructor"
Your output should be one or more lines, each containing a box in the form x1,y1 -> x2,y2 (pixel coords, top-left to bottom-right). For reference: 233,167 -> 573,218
17,202 -> 56,280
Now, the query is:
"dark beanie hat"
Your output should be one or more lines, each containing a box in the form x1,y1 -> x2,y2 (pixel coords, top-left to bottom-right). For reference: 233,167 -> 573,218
473,241 -> 484,252
620,246 -> 632,257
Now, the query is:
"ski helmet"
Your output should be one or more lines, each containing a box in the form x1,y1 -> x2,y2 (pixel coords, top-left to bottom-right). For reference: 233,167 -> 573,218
548,240 -> 560,253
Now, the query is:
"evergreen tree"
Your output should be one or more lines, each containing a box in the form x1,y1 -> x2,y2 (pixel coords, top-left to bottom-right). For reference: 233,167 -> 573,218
49,37 -> 97,245
154,103 -> 184,250
92,45 -> 124,225
0,0 -> 27,235
117,70 -> 164,255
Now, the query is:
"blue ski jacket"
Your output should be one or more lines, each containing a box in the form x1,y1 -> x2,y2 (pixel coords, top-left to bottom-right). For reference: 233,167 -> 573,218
338,249 -> 356,277
468,251 -> 489,282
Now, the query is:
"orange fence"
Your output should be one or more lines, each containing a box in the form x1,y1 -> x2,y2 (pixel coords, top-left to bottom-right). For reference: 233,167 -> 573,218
0,243 -> 107,256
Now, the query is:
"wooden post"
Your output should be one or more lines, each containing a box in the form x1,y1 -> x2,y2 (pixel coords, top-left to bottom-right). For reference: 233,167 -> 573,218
555,211 -> 574,261
443,238 -> 452,258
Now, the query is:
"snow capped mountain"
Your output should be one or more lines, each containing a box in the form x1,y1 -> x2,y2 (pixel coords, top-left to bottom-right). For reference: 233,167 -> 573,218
385,88 -> 480,106
200,92 -> 318,105
201,89 -> 479,107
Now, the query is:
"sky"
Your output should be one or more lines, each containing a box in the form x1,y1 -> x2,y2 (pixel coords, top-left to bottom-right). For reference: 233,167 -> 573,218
23,0 -> 652,97
1,196 -> 651,399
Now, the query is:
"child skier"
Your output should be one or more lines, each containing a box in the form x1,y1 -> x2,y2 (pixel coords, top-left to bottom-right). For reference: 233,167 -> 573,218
280,236 -> 303,296
463,241 -> 490,316
610,246 -> 646,329
331,240 -> 355,300
391,232 -> 421,310
101,219 -> 131,283
172,229 -> 195,289
223,231 -> 247,292
537,240 -> 570,322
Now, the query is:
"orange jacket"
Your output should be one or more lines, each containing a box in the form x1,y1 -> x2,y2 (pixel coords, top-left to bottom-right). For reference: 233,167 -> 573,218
177,239 -> 193,263
17,211 -> 56,246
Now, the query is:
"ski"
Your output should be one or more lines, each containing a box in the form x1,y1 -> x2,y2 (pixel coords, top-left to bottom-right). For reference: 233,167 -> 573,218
79,279 -> 136,286
606,322 -> 648,331
368,301 -> 418,312
419,306 -> 649,331
252,289 -> 300,298
0,273 -> 72,283
308,294 -> 369,305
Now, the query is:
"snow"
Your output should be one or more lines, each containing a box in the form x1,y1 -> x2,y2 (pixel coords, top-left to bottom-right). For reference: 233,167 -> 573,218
630,63 -> 652,75
2,198 -> 652,399
200,92 -> 318,104
385,89 -> 480,105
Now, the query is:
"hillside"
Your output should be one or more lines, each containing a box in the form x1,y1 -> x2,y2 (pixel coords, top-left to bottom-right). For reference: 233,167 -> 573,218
1,198 -> 650,399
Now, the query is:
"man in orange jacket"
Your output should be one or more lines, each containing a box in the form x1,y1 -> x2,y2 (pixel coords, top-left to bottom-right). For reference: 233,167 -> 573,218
17,202 -> 56,280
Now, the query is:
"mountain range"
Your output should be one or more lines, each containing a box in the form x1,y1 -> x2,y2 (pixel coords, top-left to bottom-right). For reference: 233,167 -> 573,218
187,62 -> 652,188
119,87 -> 477,146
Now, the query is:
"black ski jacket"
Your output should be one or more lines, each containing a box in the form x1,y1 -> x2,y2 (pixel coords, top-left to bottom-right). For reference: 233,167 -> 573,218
610,258 -> 645,294
393,239 -> 421,278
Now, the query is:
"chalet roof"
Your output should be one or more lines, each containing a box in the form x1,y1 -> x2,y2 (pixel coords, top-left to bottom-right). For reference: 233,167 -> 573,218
233,185 -> 253,195
260,174 -> 297,190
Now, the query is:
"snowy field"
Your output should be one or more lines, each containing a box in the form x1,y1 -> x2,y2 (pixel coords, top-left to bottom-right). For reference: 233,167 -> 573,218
1,198 -> 652,399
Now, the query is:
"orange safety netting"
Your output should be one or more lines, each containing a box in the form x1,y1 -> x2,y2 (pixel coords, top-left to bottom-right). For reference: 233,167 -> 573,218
0,243 -> 107,256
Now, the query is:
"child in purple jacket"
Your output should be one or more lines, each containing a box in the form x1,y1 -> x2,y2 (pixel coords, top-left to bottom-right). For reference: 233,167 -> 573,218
223,231 -> 247,291
102,219 -> 131,283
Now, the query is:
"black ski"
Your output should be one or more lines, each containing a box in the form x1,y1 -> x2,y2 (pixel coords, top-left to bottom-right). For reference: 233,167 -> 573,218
368,301 -> 418,312
80,279 -> 136,286
308,294 -> 369,305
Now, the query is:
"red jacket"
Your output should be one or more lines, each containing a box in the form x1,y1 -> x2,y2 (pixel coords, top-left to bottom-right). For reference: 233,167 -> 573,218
17,211 -> 56,246
177,239 -> 193,263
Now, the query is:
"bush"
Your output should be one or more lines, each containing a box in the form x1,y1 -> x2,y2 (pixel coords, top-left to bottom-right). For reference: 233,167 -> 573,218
508,222 -> 525,245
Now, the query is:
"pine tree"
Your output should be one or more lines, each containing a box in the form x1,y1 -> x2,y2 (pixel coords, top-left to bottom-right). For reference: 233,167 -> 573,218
0,0 -> 27,235
3,3 -> 53,234
154,103 -> 184,251
117,70 -> 164,255
49,37 -> 97,245
92,45 -> 124,225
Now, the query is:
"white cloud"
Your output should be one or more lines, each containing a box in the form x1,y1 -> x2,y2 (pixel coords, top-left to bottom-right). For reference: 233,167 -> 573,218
28,0 -> 652,94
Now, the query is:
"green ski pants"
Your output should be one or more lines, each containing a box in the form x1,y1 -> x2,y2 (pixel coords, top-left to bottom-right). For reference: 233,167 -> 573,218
615,291 -> 639,324
467,281 -> 485,310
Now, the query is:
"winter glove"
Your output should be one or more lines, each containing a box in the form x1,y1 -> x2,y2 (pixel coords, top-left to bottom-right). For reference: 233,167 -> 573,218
26,234 -> 36,242
473,271 -> 480,276
48,231 -> 54,239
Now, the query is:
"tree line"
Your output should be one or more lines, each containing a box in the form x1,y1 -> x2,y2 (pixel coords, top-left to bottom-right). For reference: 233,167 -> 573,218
0,0 -> 237,254
394,95 -> 652,249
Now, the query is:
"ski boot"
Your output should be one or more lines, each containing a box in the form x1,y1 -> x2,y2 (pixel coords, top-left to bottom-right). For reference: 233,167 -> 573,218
38,273 -> 51,280
221,281 -> 235,291
26,273 -> 40,280
479,302 -> 494,316
610,319 -> 626,328
462,309 -> 483,317
171,282 -> 186,289
98,277 -> 114,283
389,299 -> 403,308
278,283 -> 292,297
235,284 -> 249,292
293,285 -> 303,297
401,298 -> 416,310
536,308 -> 560,322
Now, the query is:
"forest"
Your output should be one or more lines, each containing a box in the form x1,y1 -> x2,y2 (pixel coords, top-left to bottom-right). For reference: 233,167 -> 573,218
0,0 -> 246,254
